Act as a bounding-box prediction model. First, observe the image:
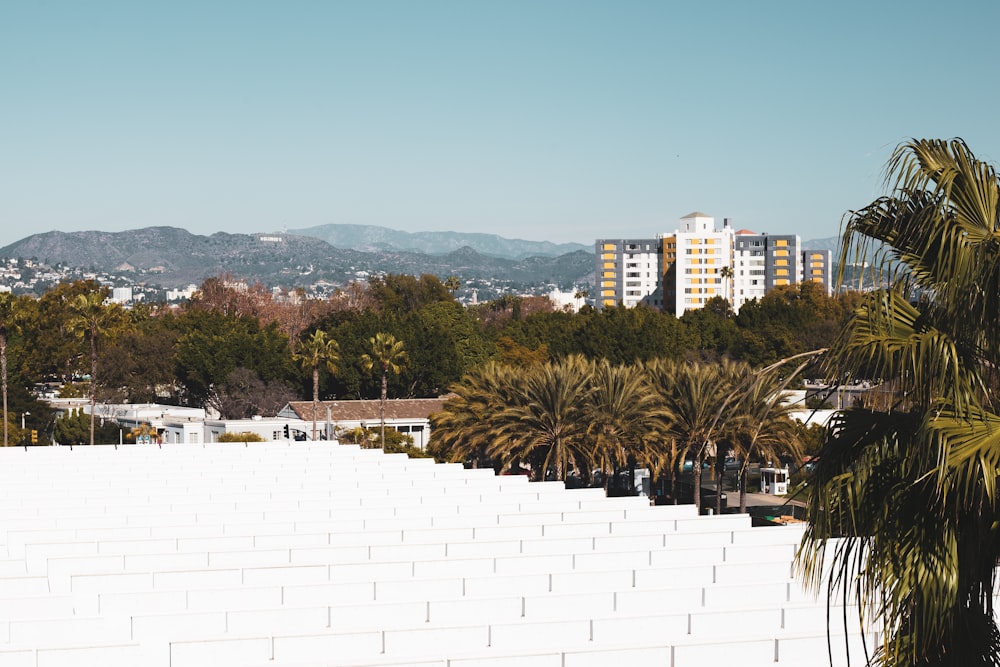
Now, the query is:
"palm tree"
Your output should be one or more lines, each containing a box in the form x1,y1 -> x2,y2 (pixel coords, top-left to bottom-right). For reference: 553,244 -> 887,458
67,290 -> 119,446
444,275 -> 461,296
0,293 -> 22,448
798,138 -> 1000,666
129,422 -> 159,447
293,330 -> 340,440
585,359 -> 666,492
489,356 -> 594,482
646,358 -> 740,513
725,366 -> 803,513
360,332 -> 408,447
719,265 -> 734,308
430,361 -> 522,469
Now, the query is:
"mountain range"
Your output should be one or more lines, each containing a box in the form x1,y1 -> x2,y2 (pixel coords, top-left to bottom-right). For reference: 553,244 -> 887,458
0,225 -> 596,291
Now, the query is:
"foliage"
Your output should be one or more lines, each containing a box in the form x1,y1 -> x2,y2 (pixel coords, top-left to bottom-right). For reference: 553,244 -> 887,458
293,329 -> 340,439
798,138 -> 1000,666
361,332 -> 409,446
53,408 -> 120,446
173,309 -> 295,406
217,431 -> 266,442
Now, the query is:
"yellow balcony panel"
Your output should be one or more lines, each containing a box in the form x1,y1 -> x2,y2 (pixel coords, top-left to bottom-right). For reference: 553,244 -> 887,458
776,239 -> 788,246
603,244 -> 616,250
603,262 -> 615,269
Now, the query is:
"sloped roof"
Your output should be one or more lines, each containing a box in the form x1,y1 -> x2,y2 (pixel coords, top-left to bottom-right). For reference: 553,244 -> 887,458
681,211 -> 712,219
286,397 -> 449,422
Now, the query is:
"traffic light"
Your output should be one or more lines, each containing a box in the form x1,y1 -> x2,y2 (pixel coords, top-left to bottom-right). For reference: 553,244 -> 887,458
283,424 -> 290,439
30,430 -> 37,444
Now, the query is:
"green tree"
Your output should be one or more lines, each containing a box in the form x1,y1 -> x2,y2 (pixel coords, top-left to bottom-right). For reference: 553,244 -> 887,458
646,358 -> 741,513
488,356 -> 594,481
360,332 -> 409,446
173,309 -> 293,406
293,330 -> 340,440
429,361 -> 522,470
724,364 -> 804,513
584,359 -> 666,493
0,293 -> 25,447
798,138 -> 1000,666
66,289 -> 123,445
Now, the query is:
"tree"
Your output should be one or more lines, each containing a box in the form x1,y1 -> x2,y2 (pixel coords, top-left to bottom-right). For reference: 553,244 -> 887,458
429,361 -> 524,470
360,332 -> 409,446
646,358 -> 740,512
444,275 -> 461,296
66,289 -> 122,445
584,359 -> 666,493
128,422 -> 159,446
798,138 -> 1000,666
0,293 -> 24,447
725,364 -> 803,513
293,330 -> 340,440
488,356 -> 594,482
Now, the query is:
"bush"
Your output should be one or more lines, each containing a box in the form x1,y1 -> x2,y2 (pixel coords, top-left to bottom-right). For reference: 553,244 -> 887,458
217,431 -> 266,443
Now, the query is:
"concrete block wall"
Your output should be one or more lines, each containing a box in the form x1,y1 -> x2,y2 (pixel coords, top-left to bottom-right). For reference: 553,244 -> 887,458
0,442 -> 873,666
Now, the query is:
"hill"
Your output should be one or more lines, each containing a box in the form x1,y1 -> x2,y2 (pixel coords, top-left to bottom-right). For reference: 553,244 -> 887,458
0,227 -> 595,291
287,223 -> 590,260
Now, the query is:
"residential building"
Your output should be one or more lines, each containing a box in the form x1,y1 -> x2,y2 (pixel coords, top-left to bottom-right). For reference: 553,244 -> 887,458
661,212 -> 734,318
278,397 -> 448,450
597,212 -> 833,316
800,248 -> 833,293
732,231 -> 801,312
593,238 -> 663,309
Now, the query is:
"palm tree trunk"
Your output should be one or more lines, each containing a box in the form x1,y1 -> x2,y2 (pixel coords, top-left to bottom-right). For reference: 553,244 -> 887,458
693,451 -> 703,513
1,334 -> 7,448
312,367 -> 319,441
89,332 -> 96,446
739,465 -> 749,514
379,368 -> 387,447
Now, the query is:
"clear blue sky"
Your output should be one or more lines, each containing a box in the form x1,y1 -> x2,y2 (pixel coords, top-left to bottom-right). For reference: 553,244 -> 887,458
3,1 -> 999,249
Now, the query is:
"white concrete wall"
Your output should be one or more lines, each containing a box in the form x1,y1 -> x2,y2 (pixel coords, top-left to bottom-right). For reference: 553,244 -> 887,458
0,442 -> 874,666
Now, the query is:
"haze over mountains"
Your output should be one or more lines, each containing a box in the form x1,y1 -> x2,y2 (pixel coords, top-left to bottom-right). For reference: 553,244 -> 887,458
0,224 -> 840,293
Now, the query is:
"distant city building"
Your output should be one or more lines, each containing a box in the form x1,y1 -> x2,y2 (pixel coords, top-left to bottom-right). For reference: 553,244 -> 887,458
110,287 -> 133,304
547,288 -> 587,312
596,212 -> 832,316
800,247 -> 833,294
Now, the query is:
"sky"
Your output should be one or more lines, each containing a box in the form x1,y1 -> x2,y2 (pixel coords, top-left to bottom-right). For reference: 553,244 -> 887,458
3,1 -> 1000,250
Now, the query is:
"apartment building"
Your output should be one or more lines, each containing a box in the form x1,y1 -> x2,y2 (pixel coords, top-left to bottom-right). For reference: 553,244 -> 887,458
800,248 -> 833,293
594,238 -> 663,309
732,232 -> 801,312
661,212 -> 734,318
596,212 -> 833,316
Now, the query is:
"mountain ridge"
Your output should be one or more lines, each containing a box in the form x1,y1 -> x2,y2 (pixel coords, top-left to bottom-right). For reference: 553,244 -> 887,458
286,223 -> 590,259
0,226 -> 595,292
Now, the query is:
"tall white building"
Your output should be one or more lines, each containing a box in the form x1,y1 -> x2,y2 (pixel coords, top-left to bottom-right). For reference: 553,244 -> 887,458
661,212 -> 734,318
